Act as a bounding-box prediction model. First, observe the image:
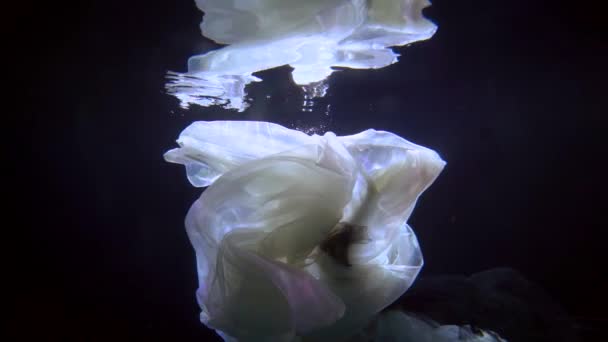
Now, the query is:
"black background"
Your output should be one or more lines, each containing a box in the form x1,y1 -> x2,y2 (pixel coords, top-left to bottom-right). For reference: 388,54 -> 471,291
11,0 -> 606,340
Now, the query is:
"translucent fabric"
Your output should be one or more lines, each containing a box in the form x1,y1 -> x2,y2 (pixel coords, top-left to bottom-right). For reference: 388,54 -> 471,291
167,0 -> 437,110
356,310 -> 507,342
165,121 -> 445,341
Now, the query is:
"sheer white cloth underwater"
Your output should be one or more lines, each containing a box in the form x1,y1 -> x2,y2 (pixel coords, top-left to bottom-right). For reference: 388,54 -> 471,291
165,121 -> 446,341
166,0 -> 437,111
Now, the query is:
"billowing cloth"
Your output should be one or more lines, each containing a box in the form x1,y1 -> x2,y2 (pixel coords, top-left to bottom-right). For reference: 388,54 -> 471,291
354,310 -> 507,342
167,0 -> 437,111
165,121 -> 445,341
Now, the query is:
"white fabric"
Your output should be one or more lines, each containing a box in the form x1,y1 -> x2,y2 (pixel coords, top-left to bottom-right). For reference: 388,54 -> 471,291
165,121 -> 446,341
167,0 -> 437,111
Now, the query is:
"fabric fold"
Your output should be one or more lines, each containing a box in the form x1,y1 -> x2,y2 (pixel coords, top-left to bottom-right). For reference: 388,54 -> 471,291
166,121 -> 446,341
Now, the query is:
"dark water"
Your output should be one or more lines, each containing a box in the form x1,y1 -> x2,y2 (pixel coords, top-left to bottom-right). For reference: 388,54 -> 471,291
13,1 -> 605,341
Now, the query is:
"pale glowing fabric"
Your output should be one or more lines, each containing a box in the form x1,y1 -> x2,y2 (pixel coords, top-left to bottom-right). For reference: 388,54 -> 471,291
165,121 -> 445,341
166,0 -> 437,111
